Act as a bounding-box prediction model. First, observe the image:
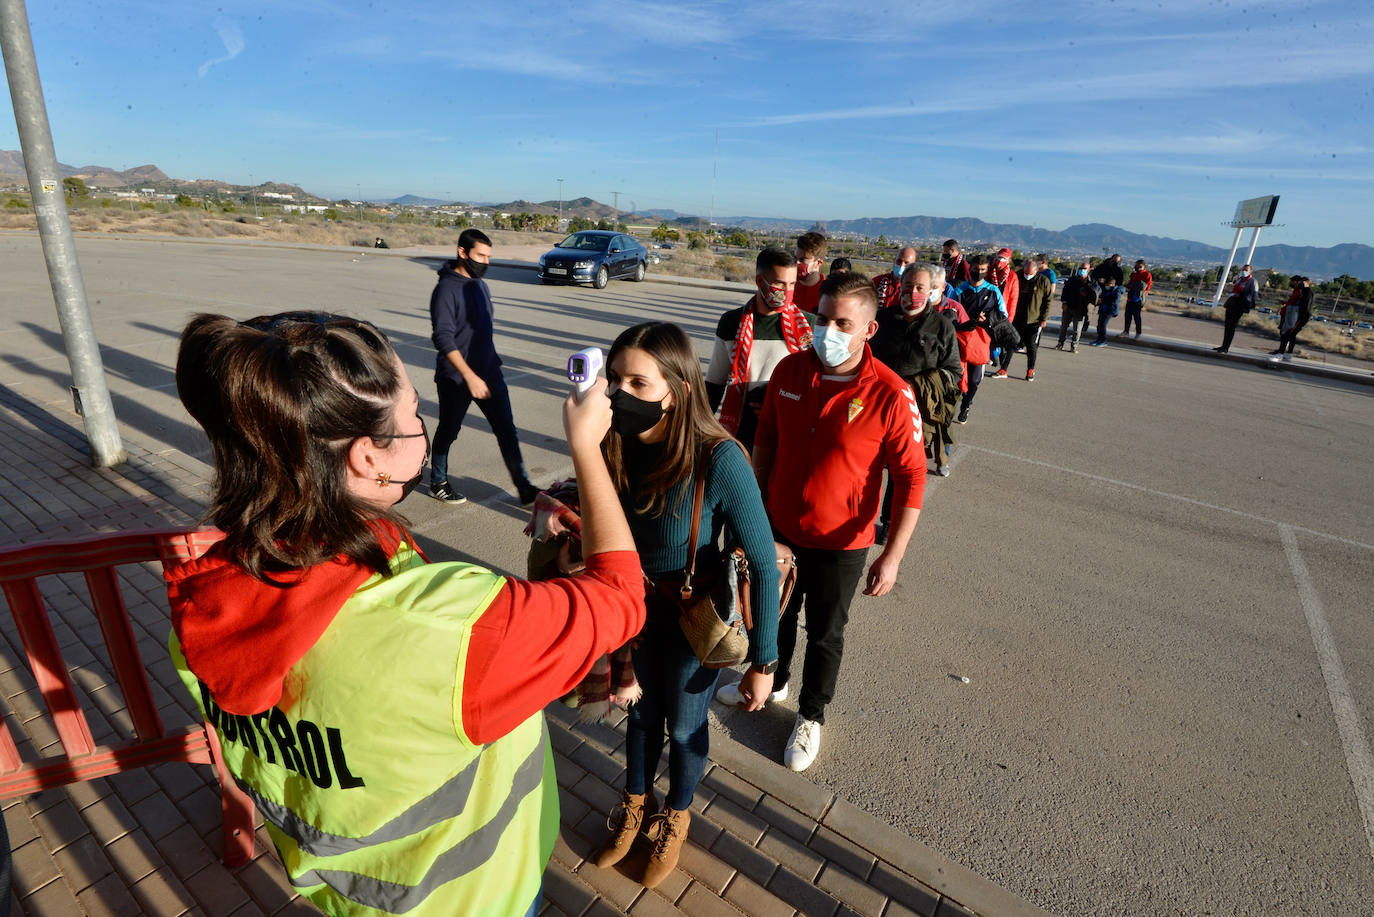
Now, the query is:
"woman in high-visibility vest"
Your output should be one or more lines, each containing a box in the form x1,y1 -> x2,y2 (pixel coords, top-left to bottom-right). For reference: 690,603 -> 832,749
167,311 -> 645,916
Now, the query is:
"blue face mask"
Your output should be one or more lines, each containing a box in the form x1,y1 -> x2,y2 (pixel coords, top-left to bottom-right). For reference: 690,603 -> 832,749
892,262 -> 906,279
812,324 -> 855,367
1078,269 -> 1088,277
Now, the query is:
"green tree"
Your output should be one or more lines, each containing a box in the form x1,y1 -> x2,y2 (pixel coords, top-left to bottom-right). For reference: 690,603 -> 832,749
568,216 -> 595,232
687,231 -> 707,250
616,221 -> 629,232
453,214 -> 471,230
651,222 -> 670,243
723,230 -> 748,248
62,177 -> 89,198
220,201 -> 236,213
323,208 -> 339,221
595,218 -> 612,231
4,197 -> 28,209
174,193 -> 195,207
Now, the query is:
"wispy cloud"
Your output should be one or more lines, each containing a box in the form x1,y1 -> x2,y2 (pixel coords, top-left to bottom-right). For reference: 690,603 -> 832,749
197,16 -> 245,79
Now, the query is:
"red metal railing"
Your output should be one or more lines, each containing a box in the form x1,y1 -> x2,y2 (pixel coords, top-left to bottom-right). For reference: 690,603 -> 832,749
0,528 -> 254,866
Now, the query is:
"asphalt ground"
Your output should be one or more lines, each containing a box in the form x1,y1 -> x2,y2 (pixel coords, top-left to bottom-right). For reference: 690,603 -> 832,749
3,233 -> 1373,916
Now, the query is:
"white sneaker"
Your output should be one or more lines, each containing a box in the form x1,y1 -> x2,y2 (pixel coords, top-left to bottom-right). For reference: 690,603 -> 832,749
714,680 -> 788,706
1268,354 -> 1285,362
783,716 -> 822,772
1282,354 -> 1293,362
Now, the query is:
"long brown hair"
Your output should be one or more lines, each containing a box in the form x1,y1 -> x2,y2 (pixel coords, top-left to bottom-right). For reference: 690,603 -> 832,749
176,311 -> 408,580
603,322 -> 734,517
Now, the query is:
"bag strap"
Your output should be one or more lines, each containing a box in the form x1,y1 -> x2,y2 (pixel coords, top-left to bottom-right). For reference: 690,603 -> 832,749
678,446 -> 710,599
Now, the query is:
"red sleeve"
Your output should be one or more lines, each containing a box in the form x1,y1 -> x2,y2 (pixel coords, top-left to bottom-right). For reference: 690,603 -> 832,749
1144,271 -> 1153,292
755,370 -> 782,452
461,550 -> 645,744
1003,273 -> 1020,322
885,386 -> 926,511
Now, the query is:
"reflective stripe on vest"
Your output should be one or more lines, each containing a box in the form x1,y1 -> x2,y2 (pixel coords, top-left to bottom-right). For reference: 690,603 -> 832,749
284,722 -> 546,912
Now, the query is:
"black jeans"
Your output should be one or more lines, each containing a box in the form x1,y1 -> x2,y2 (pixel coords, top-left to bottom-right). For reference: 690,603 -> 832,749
1004,322 -> 1042,371
1219,303 -> 1247,351
774,543 -> 869,725
1122,302 -> 1143,335
430,372 -> 530,488
1278,328 -> 1301,353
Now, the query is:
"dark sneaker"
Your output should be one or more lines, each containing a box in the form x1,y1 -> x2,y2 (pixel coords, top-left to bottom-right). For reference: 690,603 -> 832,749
430,479 -> 466,504
516,482 -> 542,505
990,369 -> 1009,379
955,407 -> 970,424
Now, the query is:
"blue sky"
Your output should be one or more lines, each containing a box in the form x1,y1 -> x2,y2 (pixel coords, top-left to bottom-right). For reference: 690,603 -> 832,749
3,0 -> 1371,247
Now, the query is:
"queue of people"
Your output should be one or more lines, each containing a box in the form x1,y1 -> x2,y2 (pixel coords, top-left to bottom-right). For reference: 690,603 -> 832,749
162,230 -> 1188,913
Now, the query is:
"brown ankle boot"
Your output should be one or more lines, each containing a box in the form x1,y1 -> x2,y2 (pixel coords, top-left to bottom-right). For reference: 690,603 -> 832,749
641,806 -> 690,888
594,790 -> 657,868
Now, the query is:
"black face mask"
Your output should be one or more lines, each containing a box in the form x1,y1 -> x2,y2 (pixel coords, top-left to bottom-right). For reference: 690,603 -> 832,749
609,389 -> 666,438
461,257 -> 488,280
390,415 -> 429,502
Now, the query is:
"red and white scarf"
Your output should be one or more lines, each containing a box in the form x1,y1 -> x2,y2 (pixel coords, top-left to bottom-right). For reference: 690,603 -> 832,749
718,296 -> 811,434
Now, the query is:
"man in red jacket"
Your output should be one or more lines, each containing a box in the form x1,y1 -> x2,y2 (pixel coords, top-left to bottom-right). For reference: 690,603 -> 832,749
748,273 -> 926,773
990,247 -> 1020,323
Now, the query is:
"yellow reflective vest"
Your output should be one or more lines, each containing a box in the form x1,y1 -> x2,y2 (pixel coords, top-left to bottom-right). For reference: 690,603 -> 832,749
170,544 -> 555,916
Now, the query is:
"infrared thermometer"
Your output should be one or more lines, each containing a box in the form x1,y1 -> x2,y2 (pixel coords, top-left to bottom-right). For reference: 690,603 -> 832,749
567,347 -> 604,399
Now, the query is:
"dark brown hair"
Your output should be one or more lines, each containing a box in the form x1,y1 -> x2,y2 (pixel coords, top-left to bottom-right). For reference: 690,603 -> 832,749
795,231 -> 828,259
176,311 -> 408,580
603,322 -> 733,517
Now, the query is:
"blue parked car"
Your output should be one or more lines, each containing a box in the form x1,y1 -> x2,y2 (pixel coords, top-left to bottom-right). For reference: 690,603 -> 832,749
539,231 -> 648,289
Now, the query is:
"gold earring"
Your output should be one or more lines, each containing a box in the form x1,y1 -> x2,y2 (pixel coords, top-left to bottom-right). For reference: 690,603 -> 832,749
376,472 -> 391,488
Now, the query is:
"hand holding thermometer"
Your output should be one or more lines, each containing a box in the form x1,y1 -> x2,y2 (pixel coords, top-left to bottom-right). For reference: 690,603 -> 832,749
567,347 -> 604,399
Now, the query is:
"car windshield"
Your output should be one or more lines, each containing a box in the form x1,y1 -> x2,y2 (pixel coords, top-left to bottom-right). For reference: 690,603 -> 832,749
558,233 -> 610,252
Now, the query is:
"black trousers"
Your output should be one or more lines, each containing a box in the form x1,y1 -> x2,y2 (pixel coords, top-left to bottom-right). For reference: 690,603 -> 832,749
1219,303 -> 1247,351
1003,322 -> 1042,371
774,542 -> 870,725
431,372 -> 530,488
1278,328 -> 1301,353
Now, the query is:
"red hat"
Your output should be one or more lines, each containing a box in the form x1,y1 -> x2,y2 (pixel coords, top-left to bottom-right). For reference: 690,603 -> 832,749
997,247 -> 1012,259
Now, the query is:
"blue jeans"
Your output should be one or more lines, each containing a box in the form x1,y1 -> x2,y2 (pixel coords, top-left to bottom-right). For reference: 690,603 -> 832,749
522,882 -> 542,917
625,600 -> 716,811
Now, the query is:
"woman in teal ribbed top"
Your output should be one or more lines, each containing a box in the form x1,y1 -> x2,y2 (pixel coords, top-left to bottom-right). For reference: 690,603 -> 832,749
593,321 -> 779,889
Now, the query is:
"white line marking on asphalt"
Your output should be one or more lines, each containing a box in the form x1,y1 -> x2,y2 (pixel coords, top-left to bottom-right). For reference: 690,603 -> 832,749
967,445 -> 1374,553
1279,524 -> 1374,865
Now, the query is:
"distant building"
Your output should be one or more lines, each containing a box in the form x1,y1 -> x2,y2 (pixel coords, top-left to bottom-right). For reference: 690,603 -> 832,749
261,191 -> 295,200
283,204 -> 328,213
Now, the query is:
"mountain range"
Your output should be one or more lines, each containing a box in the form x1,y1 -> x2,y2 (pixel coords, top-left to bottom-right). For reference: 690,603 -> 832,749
2,151 -> 1367,277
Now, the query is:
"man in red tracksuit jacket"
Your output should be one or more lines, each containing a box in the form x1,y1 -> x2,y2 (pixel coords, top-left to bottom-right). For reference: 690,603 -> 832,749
746,273 -> 925,773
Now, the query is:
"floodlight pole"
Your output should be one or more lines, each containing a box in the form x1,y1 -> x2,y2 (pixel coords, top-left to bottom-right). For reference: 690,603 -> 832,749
1,0 -> 125,467
1210,225 -> 1245,306
1241,226 -> 1262,272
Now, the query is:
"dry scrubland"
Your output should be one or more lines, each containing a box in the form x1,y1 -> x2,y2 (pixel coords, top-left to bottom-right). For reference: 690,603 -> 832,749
3,204 -> 1369,362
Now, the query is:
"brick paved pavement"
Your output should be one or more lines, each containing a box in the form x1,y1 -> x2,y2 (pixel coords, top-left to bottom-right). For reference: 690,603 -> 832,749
0,382 -> 1047,917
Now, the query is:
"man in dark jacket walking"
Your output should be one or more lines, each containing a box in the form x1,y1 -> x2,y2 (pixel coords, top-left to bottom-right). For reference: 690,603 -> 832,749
1003,257 -> 1054,380
428,228 -> 539,505
872,262 -> 962,478
1214,264 -> 1259,354
1058,261 -> 1096,352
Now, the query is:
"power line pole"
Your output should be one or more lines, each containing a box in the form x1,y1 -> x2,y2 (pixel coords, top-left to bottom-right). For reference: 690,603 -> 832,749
1,0 -> 124,466
557,177 -> 564,227
611,190 -> 620,213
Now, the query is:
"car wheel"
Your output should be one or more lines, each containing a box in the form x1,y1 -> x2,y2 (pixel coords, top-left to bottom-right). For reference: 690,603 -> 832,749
593,265 -> 609,289
633,261 -> 645,282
